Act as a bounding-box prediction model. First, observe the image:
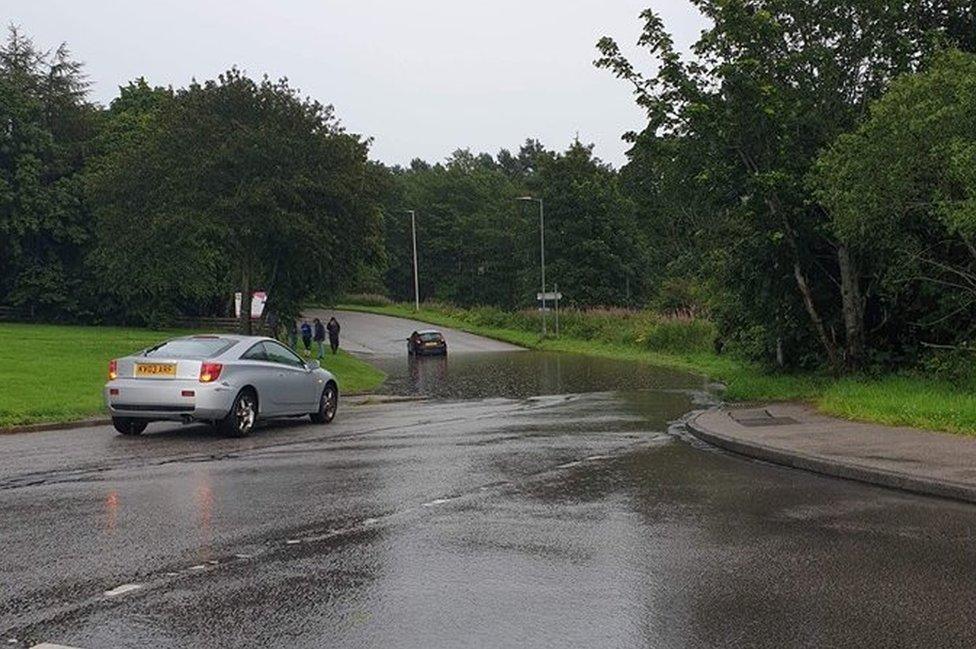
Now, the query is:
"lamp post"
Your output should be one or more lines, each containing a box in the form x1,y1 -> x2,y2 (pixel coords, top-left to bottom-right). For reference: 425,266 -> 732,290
516,196 -> 546,336
406,210 -> 420,312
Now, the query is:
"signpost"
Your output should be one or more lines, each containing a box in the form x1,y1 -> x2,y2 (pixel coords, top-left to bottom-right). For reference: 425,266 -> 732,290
537,288 -> 562,337
234,291 -> 267,320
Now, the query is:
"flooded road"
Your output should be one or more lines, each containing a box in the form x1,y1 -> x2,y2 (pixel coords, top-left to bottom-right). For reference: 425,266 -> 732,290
2,350 -> 976,648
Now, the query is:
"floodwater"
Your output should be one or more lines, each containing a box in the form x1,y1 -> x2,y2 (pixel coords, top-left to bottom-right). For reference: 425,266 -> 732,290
2,350 -> 976,648
375,350 -> 714,403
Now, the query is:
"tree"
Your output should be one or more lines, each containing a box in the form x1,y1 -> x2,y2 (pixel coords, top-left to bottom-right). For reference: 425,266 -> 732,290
381,150 -> 524,308
86,69 -> 383,329
531,141 -> 646,307
597,1 -> 976,369
0,27 -> 97,319
813,50 -> 976,350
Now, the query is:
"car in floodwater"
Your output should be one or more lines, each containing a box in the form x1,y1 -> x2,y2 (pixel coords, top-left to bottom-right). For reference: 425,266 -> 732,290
104,334 -> 338,437
408,330 -> 448,356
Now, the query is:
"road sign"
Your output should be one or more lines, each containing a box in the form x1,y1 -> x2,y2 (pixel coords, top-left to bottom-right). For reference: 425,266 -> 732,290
234,291 -> 267,320
536,292 -> 562,302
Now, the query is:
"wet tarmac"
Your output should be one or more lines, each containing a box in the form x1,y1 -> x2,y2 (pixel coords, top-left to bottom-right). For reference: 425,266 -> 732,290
2,351 -> 976,648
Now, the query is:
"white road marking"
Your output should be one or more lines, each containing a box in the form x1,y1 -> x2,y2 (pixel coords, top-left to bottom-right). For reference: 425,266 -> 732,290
557,461 -> 582,469
423,498 -> 452,507
188,564 -> 208,571
103,583 -> 142,597
286,539 -> 301,545
234,553 -> 254,559
31,644 -> 85,649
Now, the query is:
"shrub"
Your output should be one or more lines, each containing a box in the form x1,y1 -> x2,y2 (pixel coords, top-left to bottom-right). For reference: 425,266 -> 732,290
343,293 -> 393,307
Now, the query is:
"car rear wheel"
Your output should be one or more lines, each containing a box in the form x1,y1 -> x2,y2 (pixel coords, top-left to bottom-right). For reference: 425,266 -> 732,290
219,389 -> 258,438
113,417 -> 148,436
310,382 -> 338,424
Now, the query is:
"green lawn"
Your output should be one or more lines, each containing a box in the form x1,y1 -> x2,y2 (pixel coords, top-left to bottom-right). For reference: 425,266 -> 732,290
338,302 -> 976,436
0,322 -> 385,428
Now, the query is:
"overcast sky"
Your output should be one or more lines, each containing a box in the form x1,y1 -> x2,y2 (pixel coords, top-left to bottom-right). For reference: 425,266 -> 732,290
6,1 -> 707,168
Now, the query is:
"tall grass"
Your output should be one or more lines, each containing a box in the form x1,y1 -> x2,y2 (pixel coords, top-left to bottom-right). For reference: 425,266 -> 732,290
389,303 -> 718,354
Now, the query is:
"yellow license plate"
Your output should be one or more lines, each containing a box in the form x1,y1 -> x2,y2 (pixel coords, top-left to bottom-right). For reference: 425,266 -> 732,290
425,342 -> 439,347
135,363 -> 177,378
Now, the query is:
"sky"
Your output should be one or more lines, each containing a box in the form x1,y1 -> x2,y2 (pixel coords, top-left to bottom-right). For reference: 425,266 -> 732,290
5,1 -> 708,168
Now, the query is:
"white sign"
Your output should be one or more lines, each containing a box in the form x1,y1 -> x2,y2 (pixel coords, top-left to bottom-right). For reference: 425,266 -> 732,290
234,291 -> 267,319
536,292 -> 563,302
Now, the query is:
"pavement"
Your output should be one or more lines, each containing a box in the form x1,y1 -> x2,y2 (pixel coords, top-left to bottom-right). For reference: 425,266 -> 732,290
302,308 -> 524,356
689,402 -> 976,503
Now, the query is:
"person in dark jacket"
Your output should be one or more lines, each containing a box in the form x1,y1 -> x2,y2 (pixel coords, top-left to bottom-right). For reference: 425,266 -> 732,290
300,320 -> 312,355
313,318 -> 326,359
327,317 -> 341,354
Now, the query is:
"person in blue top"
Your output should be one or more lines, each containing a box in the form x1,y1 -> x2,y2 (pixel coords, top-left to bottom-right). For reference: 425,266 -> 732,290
300,320 -> 313,355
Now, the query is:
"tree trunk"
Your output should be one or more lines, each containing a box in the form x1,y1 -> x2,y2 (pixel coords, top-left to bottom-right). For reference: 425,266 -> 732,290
777,209 -> 842,373
791,256 -> 841,371
239,267 -> 253,336
837,243 -> 865,369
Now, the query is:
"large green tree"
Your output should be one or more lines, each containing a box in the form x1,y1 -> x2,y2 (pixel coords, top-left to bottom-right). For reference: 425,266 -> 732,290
381,151 -> 524,308
813,50 -> 976,350
87,69 -> 383,329
598,0 -> 976,369
0,28 -> 97,319
530,141 -> 646,307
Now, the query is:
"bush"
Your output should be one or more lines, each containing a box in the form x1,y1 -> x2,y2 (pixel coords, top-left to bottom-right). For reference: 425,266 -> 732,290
343,293 -> 393,307
638,317 -> 717,353
919,348 -> 976,386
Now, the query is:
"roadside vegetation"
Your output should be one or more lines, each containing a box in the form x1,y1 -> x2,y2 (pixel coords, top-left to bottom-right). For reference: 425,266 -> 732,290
339,300 -> 976,435
0,323 -> 385,427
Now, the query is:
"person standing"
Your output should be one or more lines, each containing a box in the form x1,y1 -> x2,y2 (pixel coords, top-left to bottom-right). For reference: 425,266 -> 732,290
313,317 -> 326,359
300,320 -> 313,355
327,316 -> 341,355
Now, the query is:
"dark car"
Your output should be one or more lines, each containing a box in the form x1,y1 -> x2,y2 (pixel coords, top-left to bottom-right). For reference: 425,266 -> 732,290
408,330 -> 448,356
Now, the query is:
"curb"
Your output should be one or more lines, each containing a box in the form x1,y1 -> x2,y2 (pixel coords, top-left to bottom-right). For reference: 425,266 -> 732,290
0,417 -> 112,436
686,409 -> 976,505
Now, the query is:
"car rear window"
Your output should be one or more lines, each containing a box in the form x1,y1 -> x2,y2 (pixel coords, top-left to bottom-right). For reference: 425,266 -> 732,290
419,332 -> 443,342
144,338 -> 235,359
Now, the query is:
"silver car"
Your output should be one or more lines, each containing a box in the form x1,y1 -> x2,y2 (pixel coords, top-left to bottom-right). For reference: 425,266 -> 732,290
104,334 -> 338,437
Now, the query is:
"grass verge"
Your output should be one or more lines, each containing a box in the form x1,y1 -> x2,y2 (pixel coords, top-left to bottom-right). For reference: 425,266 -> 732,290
0,322 -> 385,428
337,302 -> 976,435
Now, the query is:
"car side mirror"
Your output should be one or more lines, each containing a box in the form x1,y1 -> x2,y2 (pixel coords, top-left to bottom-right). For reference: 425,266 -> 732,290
306,360 -> 320,371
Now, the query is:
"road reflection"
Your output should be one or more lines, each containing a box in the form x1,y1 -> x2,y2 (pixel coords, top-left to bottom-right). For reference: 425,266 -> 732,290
379,350 -> 707,400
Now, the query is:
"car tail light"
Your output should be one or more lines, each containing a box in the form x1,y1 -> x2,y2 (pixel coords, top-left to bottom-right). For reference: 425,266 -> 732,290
108,360 -> 118,381
199,362 -> 222,383
181,390 -> 195,397
109,388 -> 119,396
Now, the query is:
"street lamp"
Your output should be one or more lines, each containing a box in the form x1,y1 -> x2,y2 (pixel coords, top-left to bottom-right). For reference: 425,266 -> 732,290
406,210 -> 420,312
516,196 -> 547,336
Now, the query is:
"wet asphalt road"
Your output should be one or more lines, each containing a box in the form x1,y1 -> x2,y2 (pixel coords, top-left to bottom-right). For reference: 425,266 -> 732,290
303,309 -> 524,356
3,350 -> 976,647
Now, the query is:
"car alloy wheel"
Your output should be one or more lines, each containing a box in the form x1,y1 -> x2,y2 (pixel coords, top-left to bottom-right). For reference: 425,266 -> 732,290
322,384 -> 337,422
311,383 -> 338,424
235,392 -> 256,435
